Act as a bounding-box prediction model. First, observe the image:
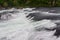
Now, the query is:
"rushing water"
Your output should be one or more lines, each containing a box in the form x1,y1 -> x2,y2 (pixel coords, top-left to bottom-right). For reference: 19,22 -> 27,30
0,8 -> 60,40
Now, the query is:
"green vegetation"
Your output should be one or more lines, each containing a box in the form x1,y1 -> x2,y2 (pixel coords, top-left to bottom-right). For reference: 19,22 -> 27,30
0,0 -> 60,8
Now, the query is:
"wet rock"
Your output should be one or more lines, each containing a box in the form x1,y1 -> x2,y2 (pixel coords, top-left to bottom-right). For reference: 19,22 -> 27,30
54,25 -> 60,37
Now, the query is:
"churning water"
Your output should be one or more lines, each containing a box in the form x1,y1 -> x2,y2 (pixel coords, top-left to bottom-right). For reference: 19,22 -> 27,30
0,8 -> 60,40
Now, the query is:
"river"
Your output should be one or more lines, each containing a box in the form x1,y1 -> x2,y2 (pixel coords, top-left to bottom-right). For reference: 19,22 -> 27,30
0,8 -> 60,40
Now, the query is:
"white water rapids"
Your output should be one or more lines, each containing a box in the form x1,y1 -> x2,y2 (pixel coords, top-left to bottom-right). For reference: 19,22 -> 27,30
0,8 -> 60,40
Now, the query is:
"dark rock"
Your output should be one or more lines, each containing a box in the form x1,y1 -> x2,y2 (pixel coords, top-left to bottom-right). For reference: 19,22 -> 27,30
54,25 -> 60,37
